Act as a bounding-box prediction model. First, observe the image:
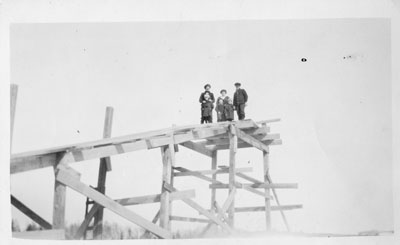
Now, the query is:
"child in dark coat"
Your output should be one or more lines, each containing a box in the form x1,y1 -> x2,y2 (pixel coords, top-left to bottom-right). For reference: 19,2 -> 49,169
201,93 -> 213,124
224,98 -> 235,121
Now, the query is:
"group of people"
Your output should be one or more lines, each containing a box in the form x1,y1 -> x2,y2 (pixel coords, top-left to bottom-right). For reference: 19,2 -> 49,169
199,83 -> 248,124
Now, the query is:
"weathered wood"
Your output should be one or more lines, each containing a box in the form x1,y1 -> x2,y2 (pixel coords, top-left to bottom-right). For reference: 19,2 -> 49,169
263,149 -> 271,230
93,106 -> 114,239
209,183 -> 297,189
11,195 -> 52,230
174,167 -> 223,184
74,204 -> 100,239
11,125 -> 231,174
180,141 -> 213,157
164,185 -> 233,234
235,128 -> 269,152
10,84 -> 18,148
228,124 -> 237,227
256,118 -> 281,124
52,156 -> 67,230
206,133 -> 280,146
142,209 -> 161,238
13,229 -> 65,240
206,139 -> 282,151
116,190 -> 195,206
170,216 -> 212,223
235,205 -> 303,212
56,168 -> 172,239
267,173 -> 291,232
241,184 -> 272,198
210,151 -> 217,212
159,143 -> 175,231
206,126 -> 270,141
173,167 -> 252,177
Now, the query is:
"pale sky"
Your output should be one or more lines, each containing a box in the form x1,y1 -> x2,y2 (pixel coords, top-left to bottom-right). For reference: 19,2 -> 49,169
9,19 -> 392,234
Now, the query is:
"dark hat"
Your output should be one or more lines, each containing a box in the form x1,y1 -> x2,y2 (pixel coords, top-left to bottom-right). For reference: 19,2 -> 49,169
234,82 -> 241,86
220,89 -> 227,94
204,84 -> 211,89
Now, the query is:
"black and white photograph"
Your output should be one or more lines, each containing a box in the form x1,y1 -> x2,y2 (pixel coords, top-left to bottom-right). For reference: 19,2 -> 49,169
1,1 -> 399,244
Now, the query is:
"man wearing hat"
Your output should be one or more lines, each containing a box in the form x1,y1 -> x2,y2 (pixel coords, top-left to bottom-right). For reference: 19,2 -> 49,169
199,84 -> 215,123
233,82 -> 248,120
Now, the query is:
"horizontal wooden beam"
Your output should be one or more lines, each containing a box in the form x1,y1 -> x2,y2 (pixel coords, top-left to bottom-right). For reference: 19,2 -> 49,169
255,119 -> 281,124
206,133 -> 280,146
209,183 -> 298,189
206,126 -> 270,141
11,195 -> 52,230
115,190 -> 195,206
11,127 -> 228,174
173,167 -> 252,177
207,139 -> 282,151
13,229 -> 65,240
173,167 -> 223,184
179,141 -> 214,157
235,205 -> 302,212
56,168 -> 172,239
235,128 -> 270,152
170,216 -> 212,224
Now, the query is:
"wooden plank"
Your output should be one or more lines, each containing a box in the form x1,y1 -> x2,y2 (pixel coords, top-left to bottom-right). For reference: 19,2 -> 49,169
52,159 -> 67,230
13,229 -> 65,240
179,141 -> 213,157
235,128 -> 269,152
141,209 -> 160,239
206,133 -> 280,146
116,190 -> 195,206
263,149 -> 271,230
74,204 -> 100,239
10,84 -> 18,148
173,167 -> 252,177
228,125 -> 237,227
210,151 -> 217,212
174,167 -> 223,184
11,154 -> 57,174
214,201 -> 229,223
209,183 -> 298,189
93,106 -> 114,239
11,125 -> 229,175
170,216 -> 212,223
235,205 -> 303,212
159,144 -> 174,231
164,185 -> 233,234
56,169 -> 172,239
207,139 -> 282,151
242,184 -> 271,198
255,118 -> 281,124
207,127 -> 270,141
11,195 -> 52,230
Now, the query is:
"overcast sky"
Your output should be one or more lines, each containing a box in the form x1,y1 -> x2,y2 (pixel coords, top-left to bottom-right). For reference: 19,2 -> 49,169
9,19 -> 392,234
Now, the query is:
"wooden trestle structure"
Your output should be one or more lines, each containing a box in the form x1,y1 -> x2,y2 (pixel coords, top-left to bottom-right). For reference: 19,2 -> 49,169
10,84 -> 301,239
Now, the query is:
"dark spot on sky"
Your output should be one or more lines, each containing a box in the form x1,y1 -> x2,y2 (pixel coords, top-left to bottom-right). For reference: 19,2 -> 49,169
301,58 -> 307,62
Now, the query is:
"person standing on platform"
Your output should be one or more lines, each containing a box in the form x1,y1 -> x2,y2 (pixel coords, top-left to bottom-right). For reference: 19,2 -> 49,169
199,84 -> 215,123
233,82 -> 248,120
215,89 -> 230,122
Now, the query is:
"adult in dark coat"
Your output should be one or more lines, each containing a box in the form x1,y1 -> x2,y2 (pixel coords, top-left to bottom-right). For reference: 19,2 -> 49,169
233,82 -> 248,120
199,84 -> 215,123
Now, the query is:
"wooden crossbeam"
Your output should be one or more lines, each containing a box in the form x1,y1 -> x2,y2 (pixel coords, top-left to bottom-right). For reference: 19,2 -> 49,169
206,127 -> 270,141
207,139 -> 282,151
255,119 -> 281,124
235,205 -> 303,212
209,183 -> 298,189
56,168 -> 172,239
11,195 -> 52,230
173,167 -> 223,184
11,126 -> 230,175
74,204 -> 100,239
206,133 -> 280,146
163,185 -> 233,234
116,190 -> 195,206
13,229 -> 65,240
142,210 -> 161,239
179,141 -> 214,157
235,128 -> 269,152
173,167 -> 252,177
170,216 -> 212,223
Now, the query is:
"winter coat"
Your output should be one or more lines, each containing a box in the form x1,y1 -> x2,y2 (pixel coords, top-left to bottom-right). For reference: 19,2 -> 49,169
233,89 -> 248,106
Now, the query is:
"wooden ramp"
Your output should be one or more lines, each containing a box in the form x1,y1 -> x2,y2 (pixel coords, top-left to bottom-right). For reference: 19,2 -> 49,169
10,84 -> 301,239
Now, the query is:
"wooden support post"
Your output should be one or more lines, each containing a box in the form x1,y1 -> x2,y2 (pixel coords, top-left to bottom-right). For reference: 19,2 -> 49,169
228,125 -> 237,227
11,195 -> 52,230
10,84 -> 18,149
93,106 -> 114,239
159,142 -> 175,231
210,151 -> 217,212
262,122 -> 271,231
52,154 -> 67,230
